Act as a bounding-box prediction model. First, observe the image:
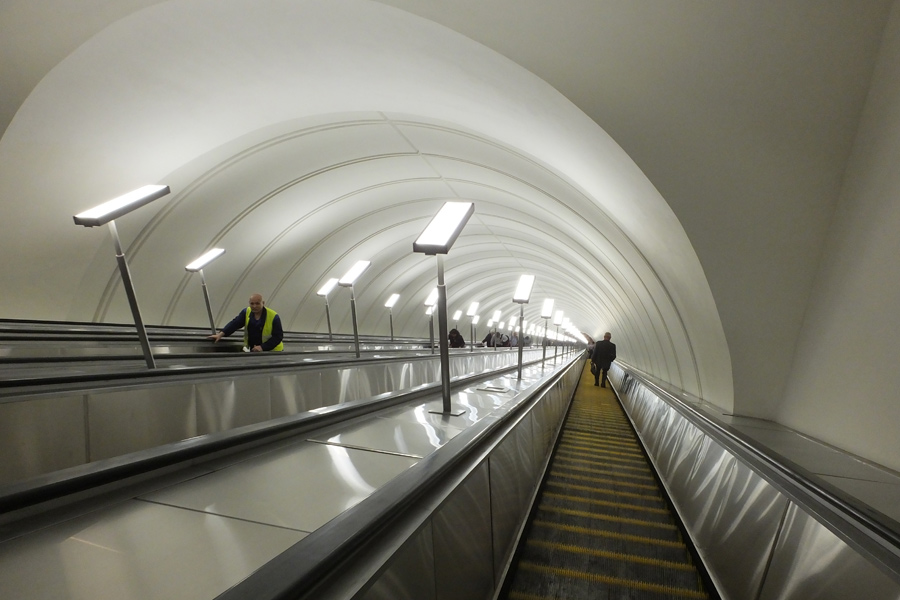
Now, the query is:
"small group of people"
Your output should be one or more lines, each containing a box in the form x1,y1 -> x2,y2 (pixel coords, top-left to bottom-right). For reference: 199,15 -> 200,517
481,330 -> 509,347
479,331 -> 534,347
590,331 -> 616,387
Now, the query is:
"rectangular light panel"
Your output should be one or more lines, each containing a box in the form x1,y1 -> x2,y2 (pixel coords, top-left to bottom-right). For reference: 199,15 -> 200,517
317,278 -> 340,296
513,274 -> 535,303
339,260 -> 370,286
73,185 -> 170,227
412,202 -> 475,254
185,248 -> 225,272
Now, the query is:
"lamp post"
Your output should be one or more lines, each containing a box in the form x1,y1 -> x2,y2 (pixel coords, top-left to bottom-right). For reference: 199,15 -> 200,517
424,287 -> 438,354
185,248 -> 226,335
467,301 -> 479,352
491,310 -> 502,351
73,185 -> 171,369
316,278 -> 339,342
384,293 -> 399,341
540,298 -> 554,366
413,201 -> 474,415
338,260 -> 370,358
553,310 -> 564,360
513,274 -> 535,380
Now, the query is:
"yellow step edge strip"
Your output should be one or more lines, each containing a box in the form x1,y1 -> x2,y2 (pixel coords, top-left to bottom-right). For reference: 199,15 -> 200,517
553,457 -> 654,475
555,452 -> 649,469
564,431 -> 634,440
542,491 -> 671,516
565,419 -> 632,428
532,519 -> 687,549
556,447 -> 647,463
551,467 -> 658,488
507,591 -> 556,600
543,480 -> 663,503
558,441 -> 643,455
526,538 -> 697,572
564,427 -> 635,438
560,439 -> 642,453
553,456 -> 652,472
538,505 -> 678,531
516,561 -> 708,599
559,445 -> 644,459
564,424 -> 633,434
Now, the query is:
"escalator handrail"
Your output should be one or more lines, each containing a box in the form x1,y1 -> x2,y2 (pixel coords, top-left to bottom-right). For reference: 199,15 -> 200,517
0,346 -> 535,393
0,354 -> 552,516
616,361 -> 900,578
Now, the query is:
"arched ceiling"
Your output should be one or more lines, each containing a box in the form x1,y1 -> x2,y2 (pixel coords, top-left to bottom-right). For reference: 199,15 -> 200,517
0,0 -> 733,407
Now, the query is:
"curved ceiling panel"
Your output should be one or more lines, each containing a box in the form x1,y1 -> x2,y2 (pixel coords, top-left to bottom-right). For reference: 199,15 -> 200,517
0,0 -> 733,407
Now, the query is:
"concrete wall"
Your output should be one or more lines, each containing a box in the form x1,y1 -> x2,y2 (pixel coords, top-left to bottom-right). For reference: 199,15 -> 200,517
778,0 -> 900,472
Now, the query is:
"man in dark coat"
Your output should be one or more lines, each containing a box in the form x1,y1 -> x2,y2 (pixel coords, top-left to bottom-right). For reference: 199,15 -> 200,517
591,332 -> 616,387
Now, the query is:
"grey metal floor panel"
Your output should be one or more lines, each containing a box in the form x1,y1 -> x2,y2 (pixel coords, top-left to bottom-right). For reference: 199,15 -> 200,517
0,499 -> 306,600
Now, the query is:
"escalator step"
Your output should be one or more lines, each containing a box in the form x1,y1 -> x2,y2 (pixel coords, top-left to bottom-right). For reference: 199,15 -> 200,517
507,561 -> 709,599
501,363 -> 710,599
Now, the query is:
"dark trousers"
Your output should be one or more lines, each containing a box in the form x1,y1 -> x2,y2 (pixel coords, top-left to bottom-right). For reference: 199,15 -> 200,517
593,366 -> 609,387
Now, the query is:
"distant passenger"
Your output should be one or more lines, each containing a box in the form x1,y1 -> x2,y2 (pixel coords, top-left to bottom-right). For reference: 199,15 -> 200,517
591,332 -> 616,387
448,328 -> 466,348
208,293 -> 284,352
481,331 -> 494,347
509,333 -> 518,347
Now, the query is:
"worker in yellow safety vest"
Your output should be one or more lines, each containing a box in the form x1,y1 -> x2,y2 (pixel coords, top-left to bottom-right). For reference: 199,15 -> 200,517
208,293 -> 284,351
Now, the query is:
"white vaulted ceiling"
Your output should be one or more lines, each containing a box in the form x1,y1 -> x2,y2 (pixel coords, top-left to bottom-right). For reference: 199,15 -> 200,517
5,0 -> 890,417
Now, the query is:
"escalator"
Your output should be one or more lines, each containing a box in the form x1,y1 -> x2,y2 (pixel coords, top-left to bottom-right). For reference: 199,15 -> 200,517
502,363 -> 714,599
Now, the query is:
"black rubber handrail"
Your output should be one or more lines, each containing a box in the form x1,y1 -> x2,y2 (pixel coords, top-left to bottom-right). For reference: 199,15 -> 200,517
0,346 -> 532,392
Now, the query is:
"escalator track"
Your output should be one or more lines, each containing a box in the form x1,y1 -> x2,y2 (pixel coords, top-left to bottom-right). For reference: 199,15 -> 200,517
502,363 -> 713,599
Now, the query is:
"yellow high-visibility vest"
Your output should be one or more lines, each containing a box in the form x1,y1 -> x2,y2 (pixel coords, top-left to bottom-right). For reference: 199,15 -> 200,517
244,307 -> 284,351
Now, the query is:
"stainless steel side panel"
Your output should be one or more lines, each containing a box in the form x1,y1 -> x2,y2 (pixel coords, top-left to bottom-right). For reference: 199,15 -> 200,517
760,503 -> 900,600
384,361 -> 410,393
433,462 -> 494,600
0,395 -> 87,482
355,364 -> 388,401
356,523 -> 436,600
270,371 -> 315,417
490,411 -> 538,579
652,407 -> 692,483
196,377 -> 271,435
679,437 -> 786,600
616,374 -> 889,600
321,366 -> 356,405
410,360 -> 432,388
0,350 -> 547,486
87,384 -> 196,461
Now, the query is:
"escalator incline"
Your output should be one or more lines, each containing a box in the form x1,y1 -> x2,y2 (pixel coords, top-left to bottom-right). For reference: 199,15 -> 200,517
502,363 -> 711,599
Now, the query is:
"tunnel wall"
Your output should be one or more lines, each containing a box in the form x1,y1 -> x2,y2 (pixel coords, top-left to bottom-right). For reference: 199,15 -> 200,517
774,0 -> 900,473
